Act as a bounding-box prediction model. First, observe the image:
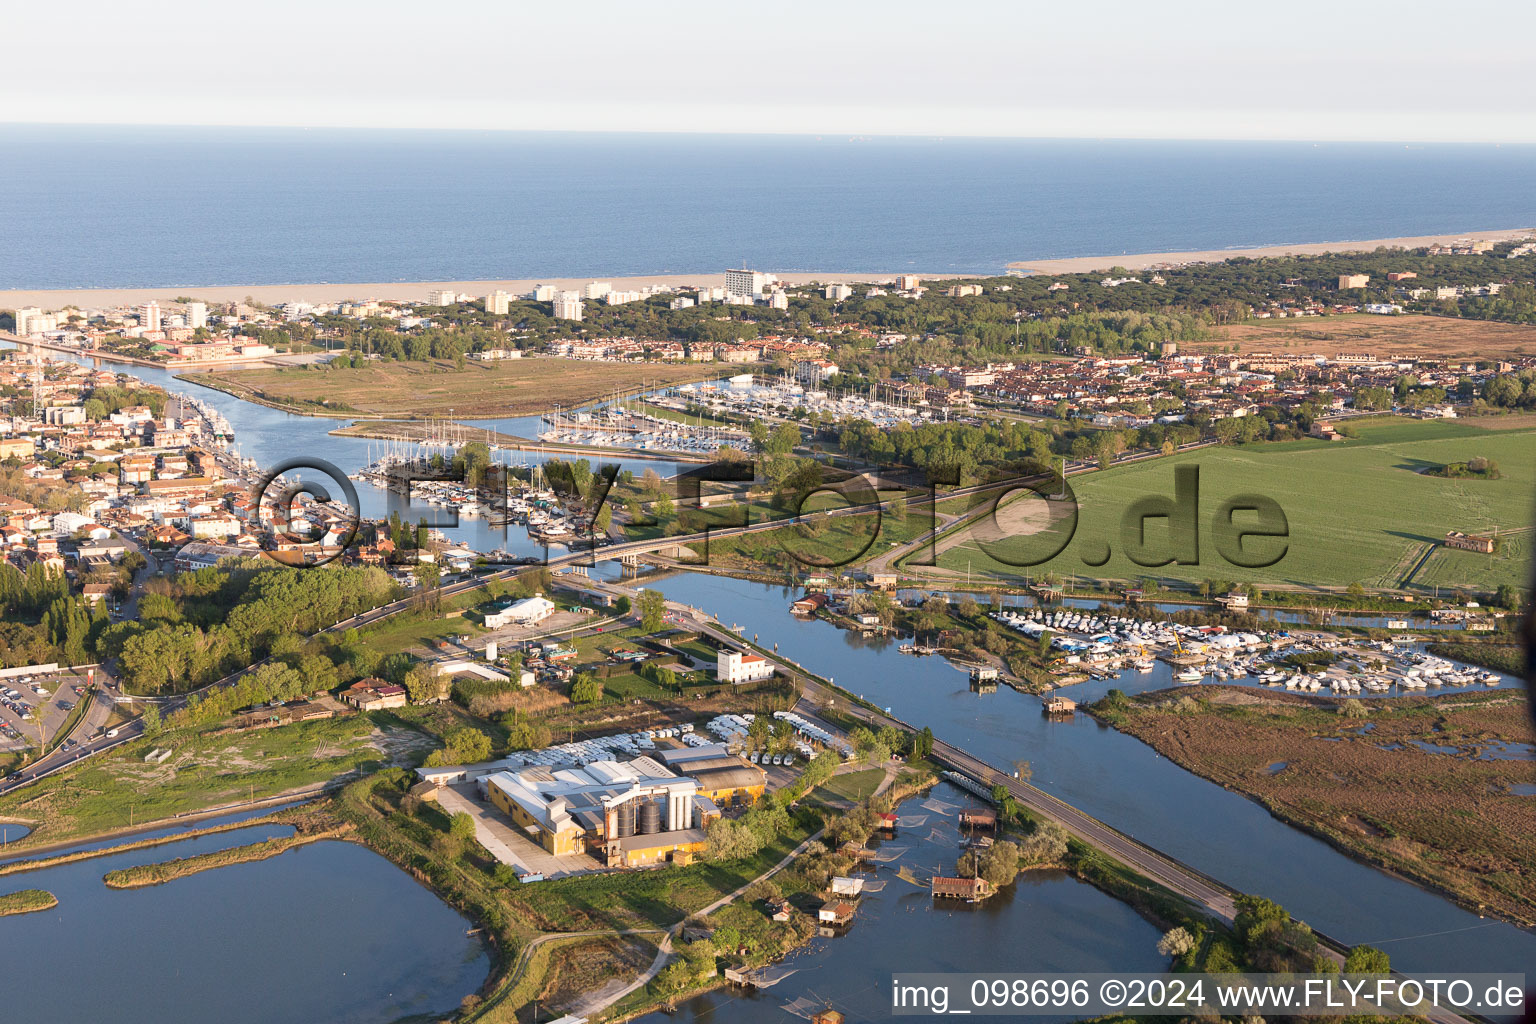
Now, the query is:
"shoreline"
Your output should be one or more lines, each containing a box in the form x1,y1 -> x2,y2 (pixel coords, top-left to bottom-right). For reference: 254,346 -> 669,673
6,225 -> 1535,308
0,270 -> 965,311
1008,226 -> 1536,275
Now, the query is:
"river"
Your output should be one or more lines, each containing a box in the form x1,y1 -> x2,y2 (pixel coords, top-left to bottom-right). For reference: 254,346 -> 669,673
0,813 -> 488,1023
651,572 -> 1536,977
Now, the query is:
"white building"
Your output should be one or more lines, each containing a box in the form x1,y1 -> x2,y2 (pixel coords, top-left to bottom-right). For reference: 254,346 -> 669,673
484,595 -> 556,628
793,358 -> 840,387
141,302 -> 161,332
824,283 -> 852,301
484,290 -> 511,315
532,284 -> 559,302
12,307 -> 43,336
186,301 -> 207,329
717,649 -> 775,684
427,289 -> 458,306
582,281 -> 612,300
895,274 -> 921,291
768,290 -> 789,310
724,268 -> 776,300
670,296 -> 696,310
553,292 -> 584,321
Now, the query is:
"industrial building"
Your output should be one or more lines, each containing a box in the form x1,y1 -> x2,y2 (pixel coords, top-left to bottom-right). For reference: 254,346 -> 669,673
654,743 -> 767,808
478,756 -> 714,866
484,595 -> 556,628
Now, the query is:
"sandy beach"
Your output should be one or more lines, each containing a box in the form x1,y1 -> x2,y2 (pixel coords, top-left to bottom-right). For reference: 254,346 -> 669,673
5,226 -> 1534,310
0,271 -> 964,312
1008,227 -> 1536,275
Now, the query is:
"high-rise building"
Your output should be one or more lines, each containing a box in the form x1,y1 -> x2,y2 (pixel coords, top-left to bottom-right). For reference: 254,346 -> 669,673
13,307 -> 42,336
484,290 -> 511,315
187,301 -> 207,329
895,274 -> 921,291
582,281 -> 612,300
427,289 -> 458,306
824,284 -> 852,301
532,284 -> 559,302
141,302 -> 161,332
553,292 -> 584,321
724,268 -> 776,299
768,290 -> 789,310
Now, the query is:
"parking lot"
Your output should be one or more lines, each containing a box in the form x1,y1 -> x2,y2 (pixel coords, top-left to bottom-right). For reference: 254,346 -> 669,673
0,671 -> 97,753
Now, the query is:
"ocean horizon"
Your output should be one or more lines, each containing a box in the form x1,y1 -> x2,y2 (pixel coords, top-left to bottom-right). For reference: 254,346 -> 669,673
4,125 -> 1535,290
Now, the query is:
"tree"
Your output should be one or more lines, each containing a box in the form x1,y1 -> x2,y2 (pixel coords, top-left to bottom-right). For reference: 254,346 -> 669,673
977,840 -> 1021,887
1343,945 -> 1390,975
1018,821 -> 1068,866
570,673 -> 604,704
449,811 -> 477,843
1157,926 -> 1196,957
403,664 -> 440,703
424,726 -> 492,767
911,726 -> 935,759
138,702 -> 161,737
637,588 -> 667,633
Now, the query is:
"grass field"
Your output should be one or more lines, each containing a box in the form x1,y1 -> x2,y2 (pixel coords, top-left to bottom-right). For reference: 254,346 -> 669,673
929,419 -> 1536,592
809,768 -> 886,805
0,716 -> 403,847
198,358 -> 723,418
701,491 -> 931,571
1199,313 -> 1536,359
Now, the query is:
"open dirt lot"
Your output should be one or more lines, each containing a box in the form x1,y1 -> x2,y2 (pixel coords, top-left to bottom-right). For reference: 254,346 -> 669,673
1195,314 -> 1536,360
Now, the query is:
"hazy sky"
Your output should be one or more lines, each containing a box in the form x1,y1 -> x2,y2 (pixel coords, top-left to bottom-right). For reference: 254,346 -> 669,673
7,0 -> 1534,141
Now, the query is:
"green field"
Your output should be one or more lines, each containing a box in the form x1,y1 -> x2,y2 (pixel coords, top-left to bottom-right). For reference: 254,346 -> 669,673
0,716 -> 397,847
703,490 -> 931,571
929,420 -> 1536,592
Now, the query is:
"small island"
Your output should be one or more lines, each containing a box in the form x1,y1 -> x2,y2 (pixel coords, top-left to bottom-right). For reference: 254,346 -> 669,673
0,888 -> 59,917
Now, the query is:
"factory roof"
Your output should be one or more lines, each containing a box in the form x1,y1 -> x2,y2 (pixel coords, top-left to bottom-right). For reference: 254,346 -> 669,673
613,828 -> 707,853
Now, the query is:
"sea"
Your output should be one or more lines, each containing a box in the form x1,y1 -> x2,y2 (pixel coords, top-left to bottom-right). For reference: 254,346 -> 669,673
3,125 -> 1535,289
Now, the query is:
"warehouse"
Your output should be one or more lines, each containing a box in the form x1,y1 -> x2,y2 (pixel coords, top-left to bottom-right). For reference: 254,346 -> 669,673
477,756 -> 706,865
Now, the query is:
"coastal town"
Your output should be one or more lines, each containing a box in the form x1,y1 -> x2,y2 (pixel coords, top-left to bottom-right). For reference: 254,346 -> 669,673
1,244 -> 1533,1024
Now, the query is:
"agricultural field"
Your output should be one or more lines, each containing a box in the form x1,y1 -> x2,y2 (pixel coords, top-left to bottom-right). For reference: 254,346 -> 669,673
1199,313 -> 1536,359
1095,686 -> 1536,926
196,357 -> 722,418
700,490 -> 931,572
930,419 -> 1536,592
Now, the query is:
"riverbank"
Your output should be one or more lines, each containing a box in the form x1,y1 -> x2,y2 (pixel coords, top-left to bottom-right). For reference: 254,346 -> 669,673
103,817 -> 346,889
0,813 -> 295,876
1090,685 -> 1536,928
1007,226 -> 1535,275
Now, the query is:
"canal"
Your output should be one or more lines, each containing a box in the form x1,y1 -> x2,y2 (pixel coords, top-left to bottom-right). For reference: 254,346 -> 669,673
651,572 -> 1536,977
